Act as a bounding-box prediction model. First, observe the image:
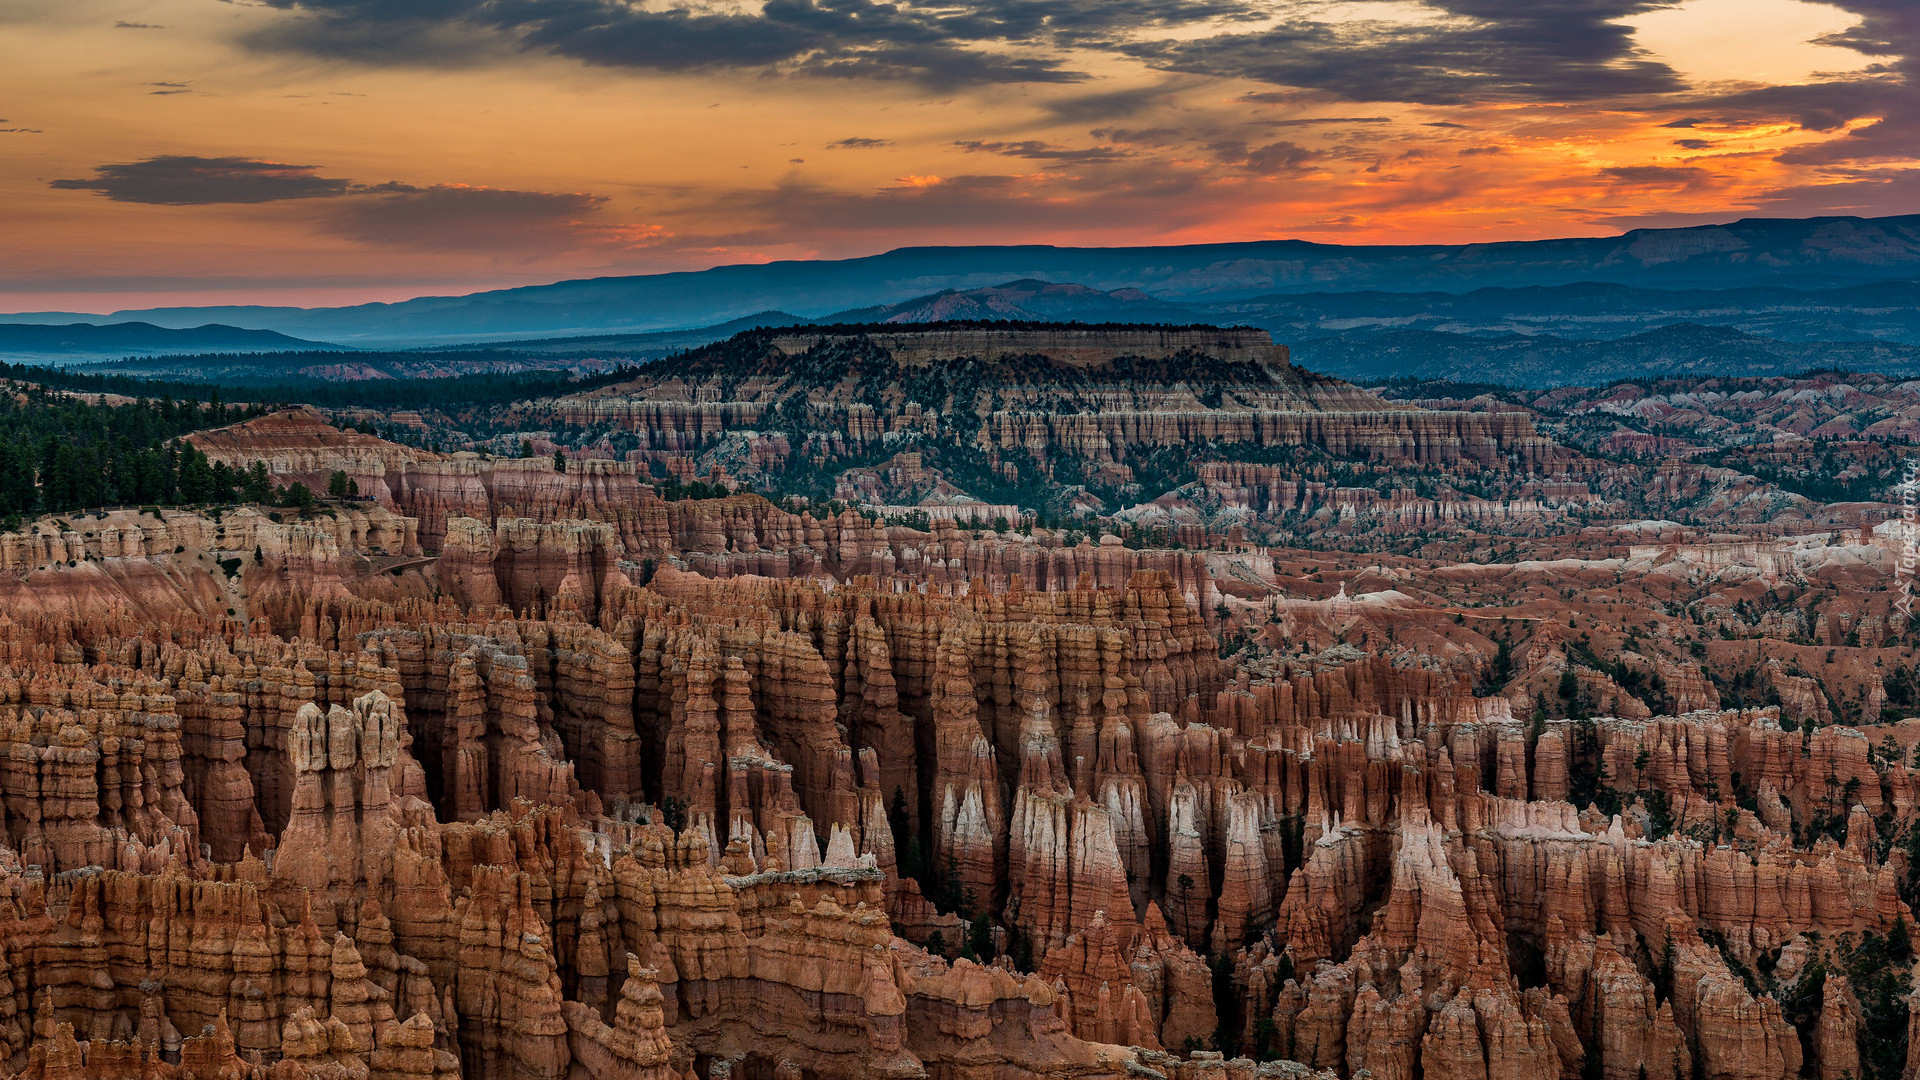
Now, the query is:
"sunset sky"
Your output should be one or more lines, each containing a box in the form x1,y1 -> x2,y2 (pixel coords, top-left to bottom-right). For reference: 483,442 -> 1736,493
1,0 -> 1915,312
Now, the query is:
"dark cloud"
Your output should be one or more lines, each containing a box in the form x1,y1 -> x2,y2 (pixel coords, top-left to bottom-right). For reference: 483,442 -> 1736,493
148,81 -> 191,95
114,20 -> 167,29
1245,140 -> 1316,174
1128,1 -> 1684,105
47,154 -> 626,255
1745,167 -> 1920,217
1087,126 -> 1181,147
795,42 -> 1083,86
322,182 -> 611,251
1204,138 -> 1317,175
1672,138 -> 1711,149
1696,79 -> 1895,135
953,139 -> 1130,163
1039,81 -> 1187,122
691,165 -> 1219,245
1232,92 -> 1395,123
242,0 -> 1254,88
1267,116 -> 1391,127
1605,168 -> 1920,228
828,137 -> 892,148
1814,18 -> 1905,57
49,156 -> 352,204
1678,2 -> 1917,166
206,0 -> 1917,184
1715,2 -> 1920,168
1601,165 -> 1717,189
1457,145 -> 1505,156
1231,110 -> 1393,127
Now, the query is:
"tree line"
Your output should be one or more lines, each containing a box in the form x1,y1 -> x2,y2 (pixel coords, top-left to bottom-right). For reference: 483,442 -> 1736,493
0,385 -> 274,522
2,358 -> 647,411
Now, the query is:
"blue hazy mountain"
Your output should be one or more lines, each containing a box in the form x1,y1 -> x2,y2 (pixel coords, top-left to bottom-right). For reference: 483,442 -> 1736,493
0,321 -> 338,361
7,215 -> 1918,346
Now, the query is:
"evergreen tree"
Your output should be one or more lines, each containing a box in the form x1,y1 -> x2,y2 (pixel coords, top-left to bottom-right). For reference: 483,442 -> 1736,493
967,913 -> 996,962
243,461 -> 274,504
279,482 -> 316,514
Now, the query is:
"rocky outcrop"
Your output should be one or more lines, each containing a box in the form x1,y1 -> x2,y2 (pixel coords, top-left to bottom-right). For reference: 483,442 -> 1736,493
273,691 -> 407,894
3,364 -> 1919,1080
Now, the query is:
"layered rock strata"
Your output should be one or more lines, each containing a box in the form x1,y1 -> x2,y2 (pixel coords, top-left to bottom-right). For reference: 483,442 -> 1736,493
0,461 -> 1914,1080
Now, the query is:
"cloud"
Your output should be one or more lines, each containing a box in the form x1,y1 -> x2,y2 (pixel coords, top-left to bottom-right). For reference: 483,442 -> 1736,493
1128,1 -> 1685,105
1601,164 -> 1719,189
241,0 -> 1255,88
1457,145 -> 1505,156
1745,167 -> 1920,217
50,156 -> 353,204
1087,126 -> 1181,147
148,81 -> 192,95
1251,115 -> 1393,127
1201,137 -> 1318,175
1674,2 -> 1918,165
953,139 -> 1130,163
794,42 -> 1087,86
1040,81 -> 1186,122
320,181 -> 619,252
828,137 -> 892,148
47,153 -> 642,256
692,165 -> 1220,244
114,20 -> 166,29
1672,138 -> 1712,149
1245,140 -> 1316,174
1607,167 -> 1920,227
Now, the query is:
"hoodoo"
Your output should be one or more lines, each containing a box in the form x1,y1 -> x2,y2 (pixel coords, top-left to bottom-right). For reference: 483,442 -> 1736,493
0,324 -> 1914,1080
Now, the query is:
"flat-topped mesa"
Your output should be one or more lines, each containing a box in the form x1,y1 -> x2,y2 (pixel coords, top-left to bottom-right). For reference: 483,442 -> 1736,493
525,323 -> 1564,492
563,322 -> 1370,414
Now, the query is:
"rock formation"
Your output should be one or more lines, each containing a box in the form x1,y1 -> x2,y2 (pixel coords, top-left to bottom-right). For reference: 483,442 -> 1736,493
0,327 -> 1917,1080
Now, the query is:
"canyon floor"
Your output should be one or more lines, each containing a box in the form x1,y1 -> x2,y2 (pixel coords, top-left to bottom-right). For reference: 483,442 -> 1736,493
1,323 -> 1918,1080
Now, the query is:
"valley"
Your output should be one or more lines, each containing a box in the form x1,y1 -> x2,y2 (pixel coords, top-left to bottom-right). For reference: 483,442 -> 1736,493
0,323 -> 1914,1080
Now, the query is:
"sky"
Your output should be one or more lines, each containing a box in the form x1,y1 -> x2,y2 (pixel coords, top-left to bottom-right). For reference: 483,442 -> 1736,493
0,0 -> 1915,312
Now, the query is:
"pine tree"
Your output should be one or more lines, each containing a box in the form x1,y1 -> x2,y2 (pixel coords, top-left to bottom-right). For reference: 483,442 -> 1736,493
243,462 -> 274,504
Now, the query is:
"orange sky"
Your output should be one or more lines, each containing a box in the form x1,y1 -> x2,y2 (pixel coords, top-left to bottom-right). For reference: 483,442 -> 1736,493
0,0 -> 1914,312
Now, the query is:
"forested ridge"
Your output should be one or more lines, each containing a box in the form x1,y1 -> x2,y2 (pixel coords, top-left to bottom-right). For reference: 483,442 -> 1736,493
0,359 -> 648,410
0,383 -> 275,523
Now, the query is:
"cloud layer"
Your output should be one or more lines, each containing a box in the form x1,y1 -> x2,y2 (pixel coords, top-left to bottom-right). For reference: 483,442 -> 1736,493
9,0 -> 1919,305
50,156 -> 352,204
49,156 -> 635,256
244,0 -> 1260,88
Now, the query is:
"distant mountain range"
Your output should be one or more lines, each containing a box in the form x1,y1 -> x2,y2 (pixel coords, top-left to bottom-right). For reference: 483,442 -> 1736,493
5,214 -> 1920,346
827,279 -> 1201,326
31,279 -> 1920,390
0,321 -> 336,361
